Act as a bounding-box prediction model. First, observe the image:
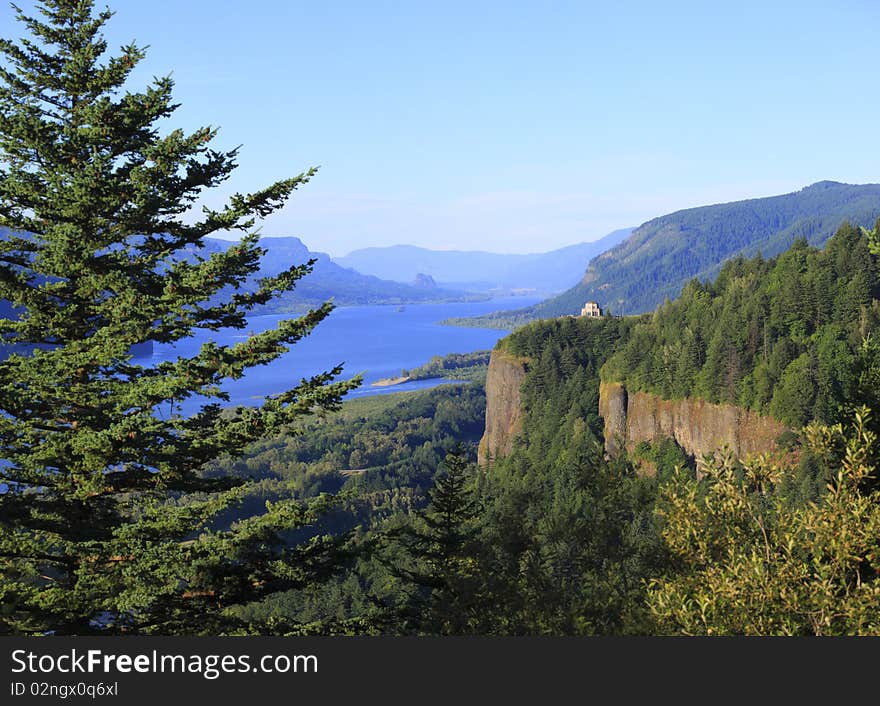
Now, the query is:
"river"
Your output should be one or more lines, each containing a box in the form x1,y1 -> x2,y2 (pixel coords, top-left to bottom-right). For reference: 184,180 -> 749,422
149,295 -> 542,411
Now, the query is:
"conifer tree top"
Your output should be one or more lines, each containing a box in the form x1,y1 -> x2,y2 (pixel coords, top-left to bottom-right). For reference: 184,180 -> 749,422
0,0 -> 359,635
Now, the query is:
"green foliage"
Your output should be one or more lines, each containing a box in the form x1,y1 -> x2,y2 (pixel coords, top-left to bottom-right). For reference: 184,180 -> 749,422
207,384 -> 486,516
492,316 -> 633,468
225,315 -> 663,635
237,250 -> 880,635
379,449 -> 484,634
476,440 -> 664,634
392,232 -> 880,635
603,223 -> 880,428
630,438 -> 693,480
214,385 -> 487,630
442,309 -> 537,331
462,316 -> 664,634
0,0 -> 358,634
400,350 -> 491,383
649,409 -> 880,635
861,218 -> 880,257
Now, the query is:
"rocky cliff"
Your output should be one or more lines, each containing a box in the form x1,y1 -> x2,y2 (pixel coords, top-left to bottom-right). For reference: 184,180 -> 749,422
479,354 -> 789,469
478,348 -> 528,466
599,381 -> 788,465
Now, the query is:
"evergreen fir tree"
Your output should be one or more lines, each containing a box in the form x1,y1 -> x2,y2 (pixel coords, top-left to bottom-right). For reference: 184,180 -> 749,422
381,448 -> 482,634
0,0 -> 359,634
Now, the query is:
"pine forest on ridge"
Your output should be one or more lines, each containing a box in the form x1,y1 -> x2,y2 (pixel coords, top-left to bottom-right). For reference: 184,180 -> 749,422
1,0 -> 880,638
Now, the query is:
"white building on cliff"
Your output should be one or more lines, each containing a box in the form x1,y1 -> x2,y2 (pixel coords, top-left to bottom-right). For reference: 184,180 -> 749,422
580,301 -> 602,318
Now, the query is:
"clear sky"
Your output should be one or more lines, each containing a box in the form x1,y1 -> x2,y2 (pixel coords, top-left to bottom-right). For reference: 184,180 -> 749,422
5,0 -> 880,255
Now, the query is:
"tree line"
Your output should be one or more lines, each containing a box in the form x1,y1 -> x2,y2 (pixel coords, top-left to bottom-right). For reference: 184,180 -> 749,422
603,222 -> 880,429
3,0 -> 879,636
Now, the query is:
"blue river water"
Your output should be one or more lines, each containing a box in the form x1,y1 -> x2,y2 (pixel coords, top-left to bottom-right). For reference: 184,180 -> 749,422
149,295 -> 542,411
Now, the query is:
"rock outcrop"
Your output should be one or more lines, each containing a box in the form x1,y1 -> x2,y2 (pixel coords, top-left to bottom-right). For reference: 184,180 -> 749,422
478,348 -> 528,466
599,381 -> 788,465
412,273 -> 437,289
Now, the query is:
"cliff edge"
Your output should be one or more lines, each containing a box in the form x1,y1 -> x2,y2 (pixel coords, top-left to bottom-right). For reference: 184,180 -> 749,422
599,381 -> 788,466
478,348 -> 528,466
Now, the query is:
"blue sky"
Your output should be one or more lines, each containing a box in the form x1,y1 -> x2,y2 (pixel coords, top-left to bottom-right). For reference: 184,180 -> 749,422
6,0 -> 880,255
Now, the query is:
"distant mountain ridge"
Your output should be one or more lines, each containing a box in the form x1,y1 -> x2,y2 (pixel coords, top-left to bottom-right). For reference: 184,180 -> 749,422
465,181 -> 880,323
0,231 -> 481,331
333,228 -> 633,293
200,236 -> 479,311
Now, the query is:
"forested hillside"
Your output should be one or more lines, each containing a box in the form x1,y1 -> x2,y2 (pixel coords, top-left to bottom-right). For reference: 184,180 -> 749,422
7,0 -> 880,642
208,384 -> 486,519
602,221 -> 880,428
218,224 -> 880,634
172,228 -> 880,635
469,315 -> 664,633
453,181 -> 880,327
205,384 -> 487,628
208,318 -> 659,633
453,232 -> 880,633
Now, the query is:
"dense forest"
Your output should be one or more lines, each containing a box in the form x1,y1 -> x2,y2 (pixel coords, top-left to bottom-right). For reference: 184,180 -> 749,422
204,384 -> 487,629
219,226 -> 880,635
464,315 -> 663,633
398,350 -> 491,383
4,0 -> 880,638
476,223 -> 880,634
602,221 -> 880,428
224,241 -> 880,636
208,384 -> 486,521
216,316 -> 665,634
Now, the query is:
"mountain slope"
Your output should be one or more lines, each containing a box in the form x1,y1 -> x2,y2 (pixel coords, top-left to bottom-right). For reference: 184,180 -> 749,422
0,232 -> 478,348
600,221 -> 880,428
480,221 -> 880,469
202,236 -> 478,311
334,228 -> 632,293
468,181 -> 880,323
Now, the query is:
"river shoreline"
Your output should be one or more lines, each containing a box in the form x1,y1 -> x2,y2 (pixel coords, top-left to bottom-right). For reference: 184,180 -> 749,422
150,295 -> 543,411
371,375 -> 412,387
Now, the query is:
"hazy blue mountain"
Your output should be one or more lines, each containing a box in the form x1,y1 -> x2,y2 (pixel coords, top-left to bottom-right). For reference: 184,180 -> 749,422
202,236 -> 477,311
333,228 -> 633,293
455,181 -> 880,326
0,234 -> 479,355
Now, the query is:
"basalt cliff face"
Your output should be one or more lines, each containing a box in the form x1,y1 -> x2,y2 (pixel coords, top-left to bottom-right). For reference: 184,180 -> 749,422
479,353 -> 789,468
477,348 -> 528,466
598,381 -> 788,464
